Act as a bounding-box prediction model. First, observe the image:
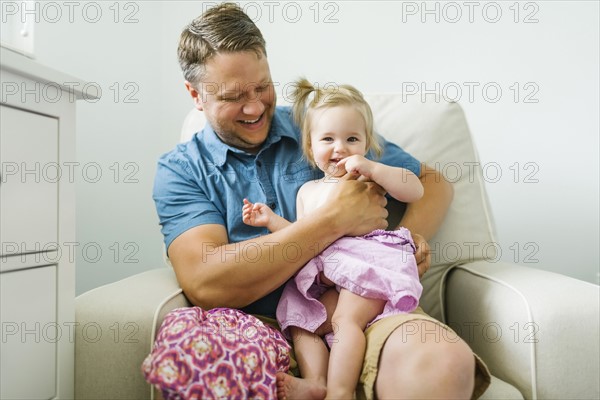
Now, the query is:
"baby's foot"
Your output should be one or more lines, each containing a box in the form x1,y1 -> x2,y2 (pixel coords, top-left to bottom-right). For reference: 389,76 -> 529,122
276,372 -> 326,400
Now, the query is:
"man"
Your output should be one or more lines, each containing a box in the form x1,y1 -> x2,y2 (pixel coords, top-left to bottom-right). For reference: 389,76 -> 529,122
153,3 -> 489,398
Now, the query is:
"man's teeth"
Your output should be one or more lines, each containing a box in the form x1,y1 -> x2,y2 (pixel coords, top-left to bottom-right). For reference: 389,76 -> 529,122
241,116 -> 261,124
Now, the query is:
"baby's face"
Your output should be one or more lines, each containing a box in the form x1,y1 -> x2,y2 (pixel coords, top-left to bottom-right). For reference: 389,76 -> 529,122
309,105 -> 368,177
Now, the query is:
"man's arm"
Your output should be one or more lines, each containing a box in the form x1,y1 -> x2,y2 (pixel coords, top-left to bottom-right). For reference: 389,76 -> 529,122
398,163 -> 454,276
168,179 -> 388,309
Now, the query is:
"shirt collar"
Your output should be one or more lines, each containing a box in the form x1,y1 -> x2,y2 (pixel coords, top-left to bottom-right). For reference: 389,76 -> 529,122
198,107 -> 299,167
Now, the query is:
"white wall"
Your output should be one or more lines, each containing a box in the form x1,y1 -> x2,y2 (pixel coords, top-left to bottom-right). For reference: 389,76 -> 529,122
21,0 -> 598,293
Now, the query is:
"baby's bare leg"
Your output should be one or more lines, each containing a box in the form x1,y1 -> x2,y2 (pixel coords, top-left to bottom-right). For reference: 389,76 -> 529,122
326,289 -> 385,399
276,327 -> 327,400
315,288 -> 339,337
292,327 -> 328,384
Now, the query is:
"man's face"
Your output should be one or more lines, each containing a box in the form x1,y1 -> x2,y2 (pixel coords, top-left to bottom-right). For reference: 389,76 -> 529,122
187,51 -> 276,154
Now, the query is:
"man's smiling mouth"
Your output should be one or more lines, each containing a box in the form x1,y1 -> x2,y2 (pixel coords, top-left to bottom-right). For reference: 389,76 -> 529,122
239,113 -> 263,124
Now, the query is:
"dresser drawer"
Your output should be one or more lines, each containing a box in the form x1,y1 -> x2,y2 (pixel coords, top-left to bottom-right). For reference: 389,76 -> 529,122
0,265 -> 57,399
0,105 -> 59,256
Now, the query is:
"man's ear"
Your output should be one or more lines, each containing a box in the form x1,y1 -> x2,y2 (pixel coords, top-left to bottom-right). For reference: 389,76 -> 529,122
184,81 -> 203,111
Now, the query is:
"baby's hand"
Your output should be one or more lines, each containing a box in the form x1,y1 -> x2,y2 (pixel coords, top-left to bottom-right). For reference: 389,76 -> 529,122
242,199 -> 274,227
337,155 -> 374,179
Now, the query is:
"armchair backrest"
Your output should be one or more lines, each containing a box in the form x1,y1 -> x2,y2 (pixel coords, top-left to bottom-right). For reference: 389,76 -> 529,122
365,95 -> 497,261
180,95 -> 497,320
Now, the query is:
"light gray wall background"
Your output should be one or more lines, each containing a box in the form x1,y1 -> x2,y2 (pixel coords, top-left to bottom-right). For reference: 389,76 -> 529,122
19,0 -> 599,294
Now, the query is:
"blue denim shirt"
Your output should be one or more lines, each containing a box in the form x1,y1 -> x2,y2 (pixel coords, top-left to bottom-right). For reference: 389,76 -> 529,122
153,106 -> 421,317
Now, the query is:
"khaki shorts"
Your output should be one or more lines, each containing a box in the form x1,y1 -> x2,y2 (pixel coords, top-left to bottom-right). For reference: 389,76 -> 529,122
258,307 -> 491,400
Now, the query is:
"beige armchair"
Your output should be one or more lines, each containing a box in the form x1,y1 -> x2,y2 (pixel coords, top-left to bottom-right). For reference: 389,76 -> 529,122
75,95 -> 600,399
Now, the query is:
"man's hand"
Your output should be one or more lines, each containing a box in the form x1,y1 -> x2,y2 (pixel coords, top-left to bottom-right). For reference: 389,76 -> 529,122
412,233 -> 431,279
327,173 -> 389,237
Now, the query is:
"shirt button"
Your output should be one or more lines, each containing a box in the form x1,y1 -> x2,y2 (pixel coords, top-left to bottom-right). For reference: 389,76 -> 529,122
269,202 -> 276,210
256,160 -> 262,167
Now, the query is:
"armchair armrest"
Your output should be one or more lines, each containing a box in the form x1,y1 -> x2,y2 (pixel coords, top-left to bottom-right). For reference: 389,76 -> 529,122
444,261 -> 599,400
75,268 -> 190,400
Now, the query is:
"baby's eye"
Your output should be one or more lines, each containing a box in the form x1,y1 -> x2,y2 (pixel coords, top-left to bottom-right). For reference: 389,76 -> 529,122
321,137 -> 333,142
348,137 -> 359,142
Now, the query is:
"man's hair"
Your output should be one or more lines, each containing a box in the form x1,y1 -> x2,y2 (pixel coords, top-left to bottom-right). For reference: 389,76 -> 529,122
178,2 -> 267,86
291,78 -> 382,167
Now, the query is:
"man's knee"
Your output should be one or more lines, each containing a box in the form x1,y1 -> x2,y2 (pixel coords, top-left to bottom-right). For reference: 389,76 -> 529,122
439,338 -> 475,369
383,321 -> 474,371
376,322 -> 475,397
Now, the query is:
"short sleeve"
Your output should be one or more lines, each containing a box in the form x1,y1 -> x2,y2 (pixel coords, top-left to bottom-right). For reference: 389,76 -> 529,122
374,134 -> 422,177
153,153 -> 224,252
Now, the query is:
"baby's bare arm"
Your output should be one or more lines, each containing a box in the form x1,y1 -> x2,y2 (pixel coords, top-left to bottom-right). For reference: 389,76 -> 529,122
242,198 -> 291,232
339,155 -> 423,203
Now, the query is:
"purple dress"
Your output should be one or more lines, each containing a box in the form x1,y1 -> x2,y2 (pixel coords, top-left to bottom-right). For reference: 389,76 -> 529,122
276,228 -> 422,342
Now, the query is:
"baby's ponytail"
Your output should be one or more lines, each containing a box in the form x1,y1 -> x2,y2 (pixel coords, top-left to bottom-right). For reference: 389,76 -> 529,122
291,77 -> 316,129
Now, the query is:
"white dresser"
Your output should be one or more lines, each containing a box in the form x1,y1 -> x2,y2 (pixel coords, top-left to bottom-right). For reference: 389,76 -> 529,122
0,47 -> 95,399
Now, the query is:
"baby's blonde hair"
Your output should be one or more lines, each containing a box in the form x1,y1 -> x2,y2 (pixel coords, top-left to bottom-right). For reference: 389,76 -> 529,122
291,78 -> 382,167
